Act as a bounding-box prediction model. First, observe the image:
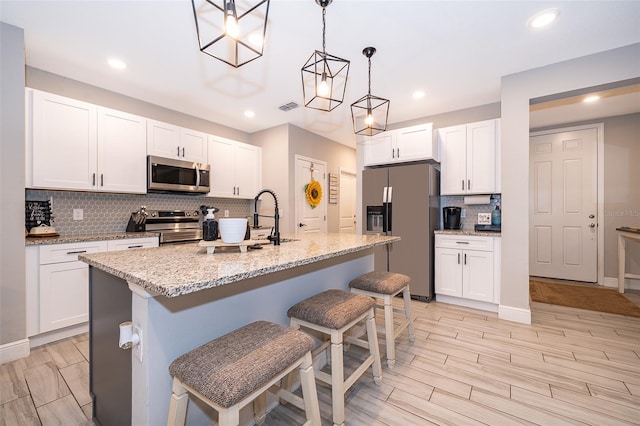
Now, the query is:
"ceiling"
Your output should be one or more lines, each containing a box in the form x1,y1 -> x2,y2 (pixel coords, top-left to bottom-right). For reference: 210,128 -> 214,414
2,1 -> 640,147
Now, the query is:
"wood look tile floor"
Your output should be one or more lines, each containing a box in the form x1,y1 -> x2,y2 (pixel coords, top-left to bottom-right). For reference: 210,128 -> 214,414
2,292 -> 640,425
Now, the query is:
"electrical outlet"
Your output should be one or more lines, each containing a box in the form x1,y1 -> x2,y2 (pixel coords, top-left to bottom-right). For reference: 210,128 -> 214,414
224,210 -> 229,217
73,209 -> 83,220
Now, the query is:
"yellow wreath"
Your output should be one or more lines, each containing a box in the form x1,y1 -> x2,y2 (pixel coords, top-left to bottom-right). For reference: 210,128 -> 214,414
304,179 -> 322,208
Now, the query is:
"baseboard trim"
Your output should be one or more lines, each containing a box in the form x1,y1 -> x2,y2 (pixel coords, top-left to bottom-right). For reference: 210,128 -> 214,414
0,338 -> 30,364
435,295 -> 498,313
498,304 -> 531,325
603,276 -> 640,291
28,323 -> 89,348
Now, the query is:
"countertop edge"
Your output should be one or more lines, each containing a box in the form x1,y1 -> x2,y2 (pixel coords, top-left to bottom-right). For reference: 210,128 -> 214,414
80,235 -> 400,298
26,232 -> 160,246
434,229 -> 501,237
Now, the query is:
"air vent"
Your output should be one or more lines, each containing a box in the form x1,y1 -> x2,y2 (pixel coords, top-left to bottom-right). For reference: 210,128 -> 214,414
278,102 -> 299,112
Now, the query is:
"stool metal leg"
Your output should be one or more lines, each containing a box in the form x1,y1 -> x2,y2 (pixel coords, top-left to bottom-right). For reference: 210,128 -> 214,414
403,287 -> 415,342
167,377 -> 188,426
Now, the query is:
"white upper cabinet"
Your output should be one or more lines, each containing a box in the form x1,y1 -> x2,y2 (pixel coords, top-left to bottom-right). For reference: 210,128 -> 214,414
147,119 -> 208,163
362,123 -> 436,166
439,118 -> 498,195
28,89 -> 98,191
27,89 -> 146,193
208,136 -> 262,199
97,107 -> 147,193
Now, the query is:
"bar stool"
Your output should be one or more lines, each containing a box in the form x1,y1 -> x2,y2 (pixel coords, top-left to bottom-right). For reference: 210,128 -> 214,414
287,289 -> 382,426
349,271 -> 415,368
167,321 -> 321,426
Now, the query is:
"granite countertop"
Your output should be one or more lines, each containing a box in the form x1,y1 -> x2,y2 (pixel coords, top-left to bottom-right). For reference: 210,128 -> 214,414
25,232 -> 160,246
79,233 -> 400,298
434,229 -> 502,237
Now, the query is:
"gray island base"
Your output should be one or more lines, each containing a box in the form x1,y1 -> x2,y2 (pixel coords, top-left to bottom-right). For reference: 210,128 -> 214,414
81,233 -> 399,425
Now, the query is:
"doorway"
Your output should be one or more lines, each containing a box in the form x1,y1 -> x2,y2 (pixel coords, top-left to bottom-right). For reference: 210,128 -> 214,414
294,155 -> 327,235
529,125 -> 601,282
338,169 -> 356,233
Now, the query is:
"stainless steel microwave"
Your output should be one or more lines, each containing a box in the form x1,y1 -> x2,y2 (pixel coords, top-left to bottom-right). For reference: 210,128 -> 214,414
147,155 -> 210,194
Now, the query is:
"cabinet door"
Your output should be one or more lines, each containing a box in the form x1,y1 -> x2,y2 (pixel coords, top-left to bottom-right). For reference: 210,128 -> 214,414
180,128 -> 208,163
363,132 -> 394,166
97,108 -> 147,193
234,142 -> 261,198
396,123 -> 436,162
147,120 -> 181,159
462,250 -> 494,302
435,248 -> 463,297
30,90 -> 97,190
438,124 -> 467,195
466,119 -> 496,194
40,261 -> 89,332
208,136 -> 236,198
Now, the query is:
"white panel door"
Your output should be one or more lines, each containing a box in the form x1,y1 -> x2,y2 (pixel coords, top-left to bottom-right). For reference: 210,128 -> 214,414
466,119 -> 496,194
434,248 -> 463,297
439,124 -> 467,195
295,156 -> 327,234
30,90 -> 97,190
97,108 -> 147,193
338,170 -> 356,233
530,128 -> 598,282
208,136 -> 236,198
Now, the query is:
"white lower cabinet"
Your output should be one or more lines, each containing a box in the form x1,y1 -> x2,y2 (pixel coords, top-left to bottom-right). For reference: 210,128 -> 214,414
435,234 -> 500,308
26,236 -> 158,342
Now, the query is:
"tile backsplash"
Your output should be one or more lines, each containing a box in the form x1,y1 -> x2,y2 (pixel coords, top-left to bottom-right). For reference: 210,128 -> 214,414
26,190 -> 252,235
439,194 -> 501,230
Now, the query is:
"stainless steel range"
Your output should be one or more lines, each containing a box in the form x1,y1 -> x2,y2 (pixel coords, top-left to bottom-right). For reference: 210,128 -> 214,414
145,209 -> 201,244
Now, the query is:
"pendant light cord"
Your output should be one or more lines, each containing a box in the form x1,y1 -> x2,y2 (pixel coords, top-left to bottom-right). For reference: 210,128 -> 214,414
368,56 -> 372,96
321,7 -> 326,54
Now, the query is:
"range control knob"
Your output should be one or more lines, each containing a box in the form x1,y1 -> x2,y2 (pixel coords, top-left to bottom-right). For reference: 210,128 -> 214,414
150,212 -> 156,217
193,211 -> 199,216
185,212 -> 190,216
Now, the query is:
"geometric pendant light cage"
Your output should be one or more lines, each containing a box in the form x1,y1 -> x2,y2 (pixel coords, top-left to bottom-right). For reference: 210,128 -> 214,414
301,0 -> 350,112
191,0 -> 270,68
350,46 -> 390,136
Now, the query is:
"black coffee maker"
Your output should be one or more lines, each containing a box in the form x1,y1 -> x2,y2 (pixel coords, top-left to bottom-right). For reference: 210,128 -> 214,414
443,206 -> 462,229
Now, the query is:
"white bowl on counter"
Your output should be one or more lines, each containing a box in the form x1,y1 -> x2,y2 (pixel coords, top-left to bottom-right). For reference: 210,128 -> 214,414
218,218 -> 247,244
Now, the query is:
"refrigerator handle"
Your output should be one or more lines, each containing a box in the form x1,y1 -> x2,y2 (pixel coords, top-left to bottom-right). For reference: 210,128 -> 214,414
387,186 -> 393,203
382,186 -> 388,204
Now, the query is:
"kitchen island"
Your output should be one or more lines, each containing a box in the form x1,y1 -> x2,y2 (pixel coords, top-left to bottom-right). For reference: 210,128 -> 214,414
79,233 -> 398,426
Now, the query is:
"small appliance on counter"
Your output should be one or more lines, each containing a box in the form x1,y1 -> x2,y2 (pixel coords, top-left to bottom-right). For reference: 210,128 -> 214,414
443,206 -> 462,229
202,207 -> 219,241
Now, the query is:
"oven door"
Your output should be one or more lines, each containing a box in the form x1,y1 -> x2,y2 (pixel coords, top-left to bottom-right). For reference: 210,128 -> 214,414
147,156 -> 210,194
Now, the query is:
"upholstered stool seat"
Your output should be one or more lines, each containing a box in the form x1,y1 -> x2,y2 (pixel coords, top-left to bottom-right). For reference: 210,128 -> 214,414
349,271 -> 415,368
287,289 -> 382,426
167,321 -> 321,426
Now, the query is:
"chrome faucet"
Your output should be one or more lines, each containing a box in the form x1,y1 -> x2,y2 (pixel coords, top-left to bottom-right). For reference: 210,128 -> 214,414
253,189 -> 280,245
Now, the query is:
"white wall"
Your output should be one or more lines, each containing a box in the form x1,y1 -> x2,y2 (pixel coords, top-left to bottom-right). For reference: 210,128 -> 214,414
500,43 -> 640,323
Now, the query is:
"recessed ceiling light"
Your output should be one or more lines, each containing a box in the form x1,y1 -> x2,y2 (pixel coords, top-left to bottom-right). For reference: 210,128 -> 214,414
412,91 -> 426,100
108,58 -> 127,70
528,9 -> 560,29
583,95 -> 601,103
244,110 -> 256,118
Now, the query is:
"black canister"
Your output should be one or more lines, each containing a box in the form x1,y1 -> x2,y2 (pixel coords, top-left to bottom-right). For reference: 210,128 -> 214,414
202,208 -> 218,241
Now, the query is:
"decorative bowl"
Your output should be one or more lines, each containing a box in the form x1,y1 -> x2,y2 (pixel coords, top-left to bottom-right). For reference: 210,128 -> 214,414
218,218 -> 247,244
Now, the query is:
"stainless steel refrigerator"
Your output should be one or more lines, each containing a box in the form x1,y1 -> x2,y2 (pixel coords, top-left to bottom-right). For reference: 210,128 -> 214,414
363,163 -> 440,300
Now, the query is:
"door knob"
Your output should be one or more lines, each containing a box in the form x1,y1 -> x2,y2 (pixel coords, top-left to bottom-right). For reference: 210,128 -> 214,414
589,223 -> 596,228
588,214 -> 595,219
298,223 -> 307,227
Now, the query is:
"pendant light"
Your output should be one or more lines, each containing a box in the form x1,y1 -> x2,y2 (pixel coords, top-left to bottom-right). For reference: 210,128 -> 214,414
301,0 -> 350,112
191,0 -> 270,68
350,47 -> 389,136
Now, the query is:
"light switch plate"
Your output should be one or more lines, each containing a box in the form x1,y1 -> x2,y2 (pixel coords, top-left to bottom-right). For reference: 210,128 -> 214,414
478,213 -> 492,225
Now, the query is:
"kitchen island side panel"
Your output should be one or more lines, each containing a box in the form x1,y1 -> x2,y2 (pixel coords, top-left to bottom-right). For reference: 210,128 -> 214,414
89,267 -> 132,426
